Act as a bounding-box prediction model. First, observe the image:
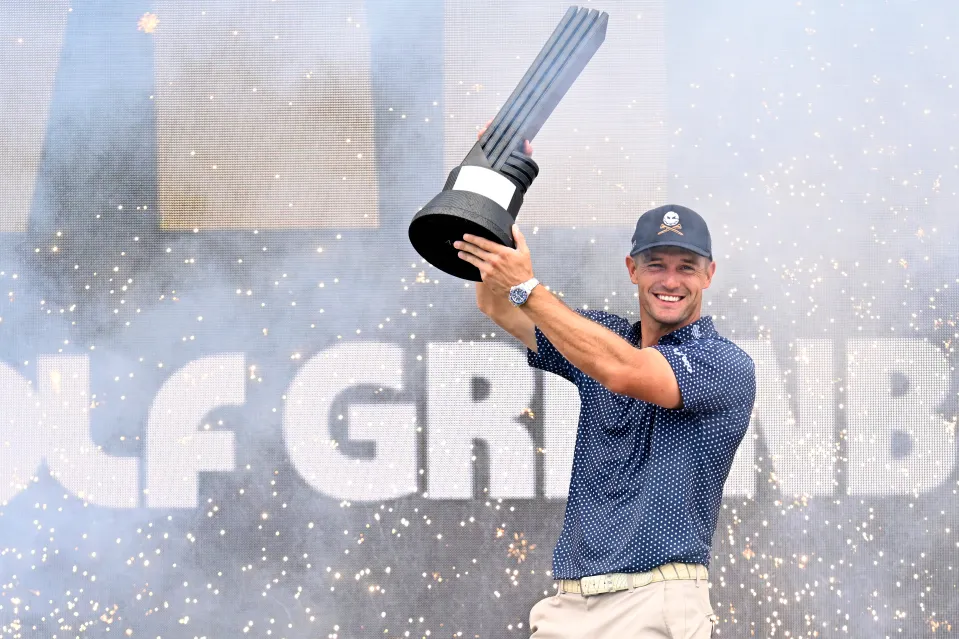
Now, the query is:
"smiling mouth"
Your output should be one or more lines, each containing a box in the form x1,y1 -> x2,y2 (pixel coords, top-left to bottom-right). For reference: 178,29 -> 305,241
654,293 -> 685,303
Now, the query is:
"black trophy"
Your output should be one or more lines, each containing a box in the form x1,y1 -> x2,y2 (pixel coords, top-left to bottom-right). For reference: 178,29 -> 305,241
408,6 -> 609,281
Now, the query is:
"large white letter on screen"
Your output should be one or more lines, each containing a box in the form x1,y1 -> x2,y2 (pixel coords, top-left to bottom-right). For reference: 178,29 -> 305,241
0,363 -> 45,504
153,0 -> 377,229
145,355 -> 244,508
40,356 -> 139,508
283,342 -> 417,502
727,340 -> 836,498
846,339 -> 954,496
543,374 -> 578,499
427,342 -> 535,499
0,357 -> 140,507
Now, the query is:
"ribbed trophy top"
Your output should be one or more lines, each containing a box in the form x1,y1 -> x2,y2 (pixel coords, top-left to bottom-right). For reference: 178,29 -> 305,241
479,6 -> 608,170
408,5 -> 610,280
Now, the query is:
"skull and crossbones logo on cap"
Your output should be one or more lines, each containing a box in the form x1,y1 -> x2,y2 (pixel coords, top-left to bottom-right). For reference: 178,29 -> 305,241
658,210 -> 683,235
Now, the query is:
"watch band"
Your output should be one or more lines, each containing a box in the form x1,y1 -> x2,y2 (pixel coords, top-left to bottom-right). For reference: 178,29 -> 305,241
510,277 -> 540,306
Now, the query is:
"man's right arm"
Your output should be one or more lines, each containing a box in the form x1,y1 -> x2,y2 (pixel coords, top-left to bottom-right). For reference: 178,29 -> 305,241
475,281 -> 538,352
471,118 -> 537,352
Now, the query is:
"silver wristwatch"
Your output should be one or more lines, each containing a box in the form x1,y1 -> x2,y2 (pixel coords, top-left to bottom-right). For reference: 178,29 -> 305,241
508,277 -> 540,306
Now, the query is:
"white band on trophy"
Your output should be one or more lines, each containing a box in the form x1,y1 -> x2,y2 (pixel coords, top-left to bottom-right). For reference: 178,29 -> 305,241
450,165 -> 518,211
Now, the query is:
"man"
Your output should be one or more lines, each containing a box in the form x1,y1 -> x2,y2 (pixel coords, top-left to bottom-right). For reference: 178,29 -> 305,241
453,137 -> 756,639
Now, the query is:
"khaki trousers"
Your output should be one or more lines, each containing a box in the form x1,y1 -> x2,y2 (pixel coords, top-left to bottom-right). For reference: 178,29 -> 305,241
529,579 -> 716,638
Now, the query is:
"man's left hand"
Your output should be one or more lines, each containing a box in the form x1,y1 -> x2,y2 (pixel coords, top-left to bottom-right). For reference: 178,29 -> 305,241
454,225 -> 534,298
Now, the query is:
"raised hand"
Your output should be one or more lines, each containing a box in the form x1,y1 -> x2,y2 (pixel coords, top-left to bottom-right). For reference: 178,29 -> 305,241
455,224 -> 534,297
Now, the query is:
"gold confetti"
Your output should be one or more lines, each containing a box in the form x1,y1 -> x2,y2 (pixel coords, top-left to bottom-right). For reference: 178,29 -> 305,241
929,617 -> 952,632
507,532 -> 536,563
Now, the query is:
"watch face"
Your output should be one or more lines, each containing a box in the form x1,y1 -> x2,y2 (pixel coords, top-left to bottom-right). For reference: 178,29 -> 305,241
509,288 -> 527,305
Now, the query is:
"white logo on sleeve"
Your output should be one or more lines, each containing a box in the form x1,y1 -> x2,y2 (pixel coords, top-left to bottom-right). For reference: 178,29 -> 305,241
674,348 -> 693,373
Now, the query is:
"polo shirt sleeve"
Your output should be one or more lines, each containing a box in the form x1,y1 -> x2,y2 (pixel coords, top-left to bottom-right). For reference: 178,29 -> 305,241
526,325 -> 575,382
527,310 -> 627,384
653,339 -> 756,413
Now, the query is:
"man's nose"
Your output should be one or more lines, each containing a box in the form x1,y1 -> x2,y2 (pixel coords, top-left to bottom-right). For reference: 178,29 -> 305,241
660,270 -> 682,290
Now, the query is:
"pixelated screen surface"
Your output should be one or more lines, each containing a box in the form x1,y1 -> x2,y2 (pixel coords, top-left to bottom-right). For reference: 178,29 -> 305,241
0,0 -> 956,637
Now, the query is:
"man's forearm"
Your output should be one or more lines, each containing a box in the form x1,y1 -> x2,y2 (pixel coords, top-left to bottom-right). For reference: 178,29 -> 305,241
518,286 -> 635,385
477,283 -> 538,352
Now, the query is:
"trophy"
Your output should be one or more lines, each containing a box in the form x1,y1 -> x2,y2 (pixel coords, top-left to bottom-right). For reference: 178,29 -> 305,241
408,6 -> 609,281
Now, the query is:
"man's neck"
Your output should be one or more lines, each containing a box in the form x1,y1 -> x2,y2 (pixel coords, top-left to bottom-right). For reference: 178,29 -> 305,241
638,308 -> 702,349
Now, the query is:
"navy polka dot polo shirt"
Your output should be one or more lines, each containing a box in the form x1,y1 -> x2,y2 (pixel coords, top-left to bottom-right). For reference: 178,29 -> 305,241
527,312 -> 756,579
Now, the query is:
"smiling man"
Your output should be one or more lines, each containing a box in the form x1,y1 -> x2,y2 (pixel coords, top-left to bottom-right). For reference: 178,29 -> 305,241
454,203 -> 756,638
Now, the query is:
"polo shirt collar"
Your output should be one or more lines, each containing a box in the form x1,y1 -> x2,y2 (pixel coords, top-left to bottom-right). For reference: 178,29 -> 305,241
630,315 -> 717,346
659,315 -> 716,344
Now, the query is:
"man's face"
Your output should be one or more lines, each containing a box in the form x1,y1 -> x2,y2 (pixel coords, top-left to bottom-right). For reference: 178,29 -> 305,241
627,246 -> 716,328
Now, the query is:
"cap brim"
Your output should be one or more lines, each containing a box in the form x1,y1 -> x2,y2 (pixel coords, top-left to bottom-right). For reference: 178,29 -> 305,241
630,239 -> 712,259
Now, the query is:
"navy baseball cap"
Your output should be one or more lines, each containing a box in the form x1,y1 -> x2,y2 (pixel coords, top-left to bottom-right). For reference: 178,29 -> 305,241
629,204 -> 712,260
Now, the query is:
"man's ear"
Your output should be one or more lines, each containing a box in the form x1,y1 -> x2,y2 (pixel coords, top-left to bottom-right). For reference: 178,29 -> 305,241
702,260 -> 717,289
626,255 -> 639,285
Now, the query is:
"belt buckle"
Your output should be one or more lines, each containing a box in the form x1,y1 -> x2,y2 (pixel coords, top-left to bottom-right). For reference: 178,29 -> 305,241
580,574 -> 613,595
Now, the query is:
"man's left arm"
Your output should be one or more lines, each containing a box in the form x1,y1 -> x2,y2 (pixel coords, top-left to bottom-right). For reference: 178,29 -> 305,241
518,286 -> 682,408
455,224 -> 682,408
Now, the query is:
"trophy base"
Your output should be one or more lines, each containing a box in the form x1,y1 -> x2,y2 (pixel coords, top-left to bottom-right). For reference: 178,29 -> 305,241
408,189 -> 516,282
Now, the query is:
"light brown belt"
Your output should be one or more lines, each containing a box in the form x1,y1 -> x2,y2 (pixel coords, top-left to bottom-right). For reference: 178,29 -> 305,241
559,562 -> 708,596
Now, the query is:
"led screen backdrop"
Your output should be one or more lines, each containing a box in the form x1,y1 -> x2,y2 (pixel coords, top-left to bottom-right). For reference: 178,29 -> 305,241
0,0 -> 957,637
